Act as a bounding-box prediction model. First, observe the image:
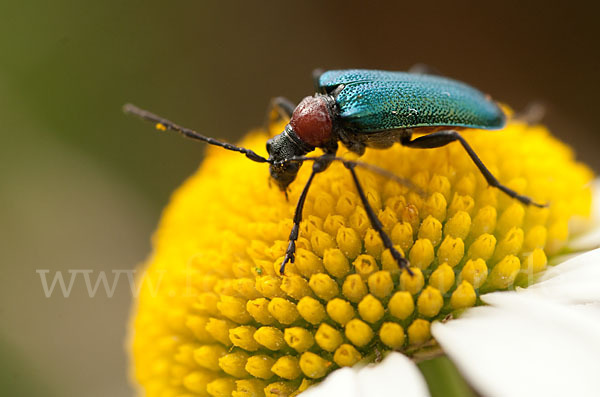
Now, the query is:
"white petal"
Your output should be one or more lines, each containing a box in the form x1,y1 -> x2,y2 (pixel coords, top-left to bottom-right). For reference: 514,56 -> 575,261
568,228 -> 600,252
503,247 -> 600,305
432,293 -> 600,397
591,178 -> 600,222
356,353 -> 430,397
300,367 -> 361,397
301,353 -> 430,397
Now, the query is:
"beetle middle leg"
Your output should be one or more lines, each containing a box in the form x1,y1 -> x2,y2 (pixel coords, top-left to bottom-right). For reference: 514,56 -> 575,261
401,130 -> 547,207
280,155 -> 333,274
345,163 -> 412,275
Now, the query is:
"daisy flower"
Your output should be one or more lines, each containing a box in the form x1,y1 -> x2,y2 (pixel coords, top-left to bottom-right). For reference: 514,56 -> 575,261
128,117 -> 595,397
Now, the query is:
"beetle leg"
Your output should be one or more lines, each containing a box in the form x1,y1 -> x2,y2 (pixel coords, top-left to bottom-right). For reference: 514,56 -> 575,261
408,63 -> 442,76
401,130 -> 548,207
284,154 -> 424,196
345,163 -> 413,275
264,97 -> 296,133
514,102 -> 546,125
280,156 -> 331,274
338,130 -> 367,156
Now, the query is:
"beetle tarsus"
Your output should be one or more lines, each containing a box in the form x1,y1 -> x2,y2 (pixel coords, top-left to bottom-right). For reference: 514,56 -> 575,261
390,246 -> 412,276
280,244 -> 295,275
346,163 -> 413,275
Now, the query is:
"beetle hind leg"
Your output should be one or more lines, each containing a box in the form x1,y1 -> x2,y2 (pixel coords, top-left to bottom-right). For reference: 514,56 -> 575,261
514,102 -> 546,125
401,130 -> 548,208
408,63 -> 443,76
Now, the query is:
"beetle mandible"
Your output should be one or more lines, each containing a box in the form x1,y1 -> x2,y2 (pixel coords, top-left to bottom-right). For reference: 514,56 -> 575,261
124,69 -> 546,276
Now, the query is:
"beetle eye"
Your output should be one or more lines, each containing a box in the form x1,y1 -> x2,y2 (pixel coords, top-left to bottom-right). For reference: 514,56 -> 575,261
266,141 -> 273,154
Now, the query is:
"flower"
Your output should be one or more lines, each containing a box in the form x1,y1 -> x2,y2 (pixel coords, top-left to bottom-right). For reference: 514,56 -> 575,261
302,182 -> 600,397
129,118 -> 593,397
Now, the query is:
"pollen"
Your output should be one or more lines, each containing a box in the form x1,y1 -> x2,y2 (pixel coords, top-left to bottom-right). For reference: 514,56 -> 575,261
130,120 -> 593,396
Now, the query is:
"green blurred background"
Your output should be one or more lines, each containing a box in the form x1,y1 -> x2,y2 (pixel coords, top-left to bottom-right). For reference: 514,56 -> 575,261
0,1 -> 598,396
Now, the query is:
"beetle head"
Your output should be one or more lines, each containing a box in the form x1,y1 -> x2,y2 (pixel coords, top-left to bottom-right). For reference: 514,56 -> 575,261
266,124 -> 314,191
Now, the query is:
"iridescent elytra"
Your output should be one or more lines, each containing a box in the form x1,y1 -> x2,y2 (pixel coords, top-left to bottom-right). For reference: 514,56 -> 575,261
124,69 -> 545,275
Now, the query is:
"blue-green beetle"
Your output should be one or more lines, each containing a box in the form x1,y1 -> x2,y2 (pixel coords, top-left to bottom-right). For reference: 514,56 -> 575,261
266,69 -> 505,191
124,69 -> 544,274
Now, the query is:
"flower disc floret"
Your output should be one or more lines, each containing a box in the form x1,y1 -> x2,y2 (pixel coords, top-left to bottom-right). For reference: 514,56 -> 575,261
131,120 -> 592,396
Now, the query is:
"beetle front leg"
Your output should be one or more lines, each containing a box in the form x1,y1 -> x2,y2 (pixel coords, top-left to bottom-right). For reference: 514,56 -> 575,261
264,97 -> 296,133
401,130 -> 547,207
345,163 -> 412,275
280,156 -> 332,274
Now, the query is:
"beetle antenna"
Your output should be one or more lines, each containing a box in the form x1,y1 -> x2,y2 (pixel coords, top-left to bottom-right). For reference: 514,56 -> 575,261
278,155 -> 426,197
123,103 -> 271,164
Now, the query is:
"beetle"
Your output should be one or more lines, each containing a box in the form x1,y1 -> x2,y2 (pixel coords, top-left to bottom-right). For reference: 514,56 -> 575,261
124,69 -> 546,275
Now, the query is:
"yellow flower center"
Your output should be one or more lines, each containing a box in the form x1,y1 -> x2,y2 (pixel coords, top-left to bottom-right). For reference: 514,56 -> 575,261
130,119 -> 593,397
